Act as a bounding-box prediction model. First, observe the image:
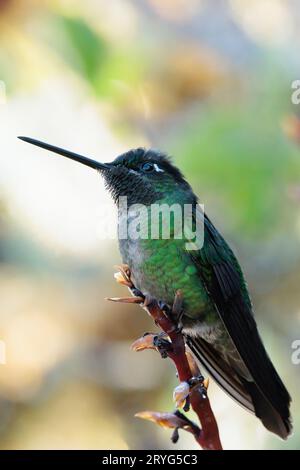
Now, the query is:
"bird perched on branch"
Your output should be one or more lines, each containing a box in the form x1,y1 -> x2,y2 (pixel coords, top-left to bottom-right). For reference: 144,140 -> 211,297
18,136 -> 292,439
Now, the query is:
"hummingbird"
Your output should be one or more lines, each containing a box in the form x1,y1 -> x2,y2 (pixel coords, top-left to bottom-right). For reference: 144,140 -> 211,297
18,136 -> 292,439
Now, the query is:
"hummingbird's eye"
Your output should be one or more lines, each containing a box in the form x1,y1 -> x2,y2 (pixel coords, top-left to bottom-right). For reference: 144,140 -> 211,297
140,162 -> 155,173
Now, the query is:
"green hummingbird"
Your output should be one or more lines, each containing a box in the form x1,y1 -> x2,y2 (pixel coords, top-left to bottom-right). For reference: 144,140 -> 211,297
18,136 -> 292,439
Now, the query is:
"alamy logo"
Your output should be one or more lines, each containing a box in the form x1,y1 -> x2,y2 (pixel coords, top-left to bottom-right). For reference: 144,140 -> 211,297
291,80 -> 300,105
291,339 -> 300,365
97,196 -> 205,250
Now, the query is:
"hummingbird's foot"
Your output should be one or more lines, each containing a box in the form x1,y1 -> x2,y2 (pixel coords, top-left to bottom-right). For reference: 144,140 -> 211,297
143,294 -> 158,307
153,332 -> 172,359
131,332 -> 169,353
188,375 -> 208,399
143,331 -> 168,339
174,320 -> 183,335
131,287 -> 145,299
157,294 -> 184,334
158,300 -> 172,316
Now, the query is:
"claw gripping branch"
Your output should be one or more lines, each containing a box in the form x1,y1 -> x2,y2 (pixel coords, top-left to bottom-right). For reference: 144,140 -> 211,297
107,264 -> 222,450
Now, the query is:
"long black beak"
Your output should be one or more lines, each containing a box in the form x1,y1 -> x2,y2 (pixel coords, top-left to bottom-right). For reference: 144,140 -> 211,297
18,136 -> 111,171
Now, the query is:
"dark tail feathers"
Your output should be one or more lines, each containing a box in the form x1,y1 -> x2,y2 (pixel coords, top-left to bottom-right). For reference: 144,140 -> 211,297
243,379 -> 292,439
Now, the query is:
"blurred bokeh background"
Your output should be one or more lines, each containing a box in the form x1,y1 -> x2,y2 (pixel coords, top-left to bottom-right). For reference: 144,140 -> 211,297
0,0 -> 300,450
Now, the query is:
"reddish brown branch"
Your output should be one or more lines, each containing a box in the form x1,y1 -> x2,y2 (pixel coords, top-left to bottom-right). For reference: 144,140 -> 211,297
108,265 -> 223,450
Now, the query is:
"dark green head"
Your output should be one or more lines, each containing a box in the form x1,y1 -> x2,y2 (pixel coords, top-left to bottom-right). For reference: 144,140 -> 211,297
106,147 -> 194,204
18,137 -> 194,205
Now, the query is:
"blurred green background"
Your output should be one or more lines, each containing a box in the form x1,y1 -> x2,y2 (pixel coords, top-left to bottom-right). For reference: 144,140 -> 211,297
0,0 -> 300,450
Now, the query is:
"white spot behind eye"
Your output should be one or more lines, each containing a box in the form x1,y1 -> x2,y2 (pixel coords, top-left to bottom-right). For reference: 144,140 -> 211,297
154,163 -> 164,173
